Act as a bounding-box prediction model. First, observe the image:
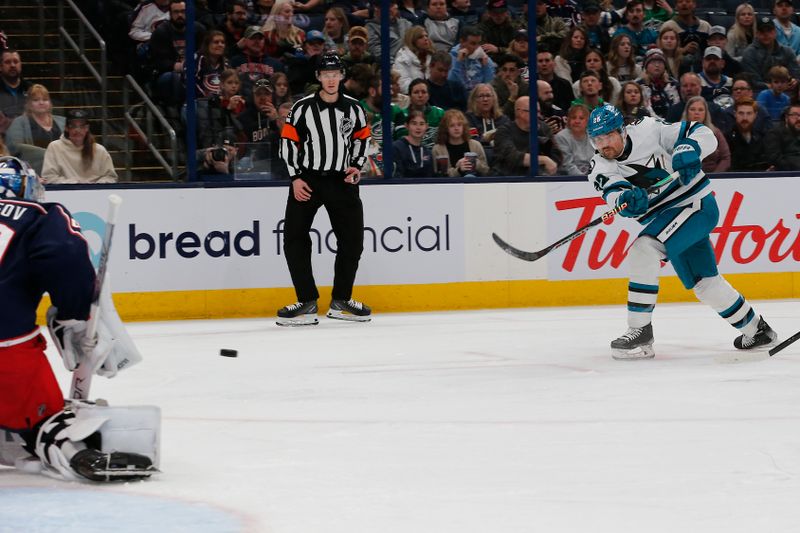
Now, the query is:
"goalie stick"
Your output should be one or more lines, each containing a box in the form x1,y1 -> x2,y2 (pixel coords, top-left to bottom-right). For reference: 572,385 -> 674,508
69,194 -> 123,400
769,330 -> 800,357
492,172 -> 679,262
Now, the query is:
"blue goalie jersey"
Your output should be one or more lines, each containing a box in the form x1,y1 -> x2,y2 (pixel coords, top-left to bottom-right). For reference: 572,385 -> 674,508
587,117 -> 718,226
0,199 -> 95,343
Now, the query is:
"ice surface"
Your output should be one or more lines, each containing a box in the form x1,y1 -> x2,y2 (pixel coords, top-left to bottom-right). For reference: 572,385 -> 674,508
2,300 -> 800,532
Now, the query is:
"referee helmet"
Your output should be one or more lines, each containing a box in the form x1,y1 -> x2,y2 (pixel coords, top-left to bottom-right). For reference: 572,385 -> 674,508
316,52 -> 345,75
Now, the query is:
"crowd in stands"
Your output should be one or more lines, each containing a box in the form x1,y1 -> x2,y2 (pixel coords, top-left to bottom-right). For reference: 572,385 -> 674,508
12,0 -> 800,180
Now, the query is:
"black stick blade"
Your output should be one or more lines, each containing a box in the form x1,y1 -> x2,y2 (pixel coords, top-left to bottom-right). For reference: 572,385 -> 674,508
769,330 -> 800,356
492,233 -> 549,262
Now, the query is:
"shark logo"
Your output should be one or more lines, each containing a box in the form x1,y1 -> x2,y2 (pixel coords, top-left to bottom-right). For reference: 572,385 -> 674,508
624,162 -> 671,189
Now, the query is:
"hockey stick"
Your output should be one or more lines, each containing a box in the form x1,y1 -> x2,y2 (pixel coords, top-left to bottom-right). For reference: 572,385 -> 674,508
492,172 -> 679,262
769,330 -> 800,357
69,194 -> 123,400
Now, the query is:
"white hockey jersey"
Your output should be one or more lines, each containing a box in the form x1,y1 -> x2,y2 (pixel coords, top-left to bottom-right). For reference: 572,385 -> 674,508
587,116 -> 717,226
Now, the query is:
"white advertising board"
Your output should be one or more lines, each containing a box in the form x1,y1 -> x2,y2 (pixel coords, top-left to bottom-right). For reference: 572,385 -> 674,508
543,177 -> 800,280
47,184 -> 464,293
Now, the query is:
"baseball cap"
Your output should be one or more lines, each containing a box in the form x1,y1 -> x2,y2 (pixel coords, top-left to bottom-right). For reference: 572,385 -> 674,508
66,108 -> 90,125
514,28 -> 528,40
582,1 -> 602,12
243,26 -> 264,39
305,29 -> 326,43
253,78 -> 273,94
756,16 -> 776,31
775,0 -> 792,6
708,25 -> 726,37
348,26 -> 368,43
703,46 -> 723,58
487,0 -> 507,11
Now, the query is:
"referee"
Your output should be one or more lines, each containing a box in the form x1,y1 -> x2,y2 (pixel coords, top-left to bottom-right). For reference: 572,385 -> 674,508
277,52 -> 373,326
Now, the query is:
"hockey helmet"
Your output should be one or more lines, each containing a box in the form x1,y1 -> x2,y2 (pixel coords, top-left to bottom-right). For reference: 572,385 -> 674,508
316,51 -> 345,74
587,104 -> 626,151
0,156 -> 43,201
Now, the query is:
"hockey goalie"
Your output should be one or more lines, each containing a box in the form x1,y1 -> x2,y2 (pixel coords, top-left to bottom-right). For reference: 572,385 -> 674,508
0,157 -> 159,482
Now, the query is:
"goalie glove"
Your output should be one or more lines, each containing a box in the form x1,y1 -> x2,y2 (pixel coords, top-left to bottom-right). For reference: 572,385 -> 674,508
47,275 -> 142,378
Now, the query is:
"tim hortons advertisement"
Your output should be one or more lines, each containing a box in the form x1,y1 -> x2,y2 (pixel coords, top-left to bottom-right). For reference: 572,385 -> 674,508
544,177 -> 800,280
46,185 -> 465,293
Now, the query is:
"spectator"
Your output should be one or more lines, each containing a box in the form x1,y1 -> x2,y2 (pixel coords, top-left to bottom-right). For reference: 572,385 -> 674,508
537,79 -> 566,135
0,49 -> 31,135
238,77 -> 277,166
741,16 -> 800,90
554,103 -> 593,175
390,70 -> 409,109
546,0 -> 580,28
397,0 -> 427,26
230,26 -> 285,97
449,26 -> 497,93
725,99 -> 773,171
694,26 -> 742,78
494,96 -> 559,176
659,0 -> 711,65
41,109 -> 118,184
128,0 -> 170,56
572,70 -> 605,110
322,7 -> 350,55
283,30 -> 326,95
465,83 -> 510,162
727,3 -> 755,61
5,84 -> 64,174
262,0 -> 306,59
773,0 -> 800,56
395,26 -> 435,93
698,46 -> 733,109
537,49 -> 574,112
426,51 -> 468,111
450,0 -> 479,27
574,48 -> 622,104
682,95 -> 731,173
291,0 -> 326,15
635,48 -> 680,118
615,80 -> 654,124
249,0 -> 274,25
478,0 -> 516,62
190,30 -> 230,98
150,0 -> 205,106
366,0 -> 412,61
359,74 -> 406,147
657,27 -> 685,79
580,1 -> 611,55
642,0 -> 673,29
606,33 -> 641,83
666,72 -> 732,132
424,0 -> 462,53
268,101 -> 292,179
343,63 -> 376,100
756,65 -> 791,121
198,68 -> 246,149
492,54 -> 529,118
613,0 -> 659,57
554,27 -> 589,83
508,29 -> 530,78
392,109 -> 434,178
217,0 -> 249,57
432,109 -> 489,177
270,71 -> 292,107
398,79 -> 445,148
723,76 -> 772,135
342,26 -> 376,70
764,102 -> 800,170
535,0 -> 568,54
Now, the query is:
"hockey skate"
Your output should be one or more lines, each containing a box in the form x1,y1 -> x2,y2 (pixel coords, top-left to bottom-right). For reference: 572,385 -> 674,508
70,448 -> 157,482
611,323 -> 655,360
734,317 -> 777,350
276,300 -> 319,326
326,298 -> 371,322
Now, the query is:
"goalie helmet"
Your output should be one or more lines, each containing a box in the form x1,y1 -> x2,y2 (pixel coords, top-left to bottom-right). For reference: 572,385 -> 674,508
0,156 -> 44,201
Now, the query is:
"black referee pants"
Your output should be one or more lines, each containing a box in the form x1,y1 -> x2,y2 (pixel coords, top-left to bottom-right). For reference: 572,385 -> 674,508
283,174 -> 364,303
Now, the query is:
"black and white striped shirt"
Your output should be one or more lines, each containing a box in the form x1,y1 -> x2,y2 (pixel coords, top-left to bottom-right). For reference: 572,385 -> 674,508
279,92 -> 371,179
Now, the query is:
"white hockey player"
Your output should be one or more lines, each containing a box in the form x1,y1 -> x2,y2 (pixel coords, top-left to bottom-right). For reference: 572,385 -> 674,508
0,156 -> 159,481
586,104 -> 777,360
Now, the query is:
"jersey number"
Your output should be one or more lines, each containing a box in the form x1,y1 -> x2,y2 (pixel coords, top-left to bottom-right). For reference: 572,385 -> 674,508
0,223 -> 16,264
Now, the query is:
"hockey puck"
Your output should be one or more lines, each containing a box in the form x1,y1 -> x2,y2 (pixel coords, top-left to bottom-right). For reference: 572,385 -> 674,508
219,349 -> 238,358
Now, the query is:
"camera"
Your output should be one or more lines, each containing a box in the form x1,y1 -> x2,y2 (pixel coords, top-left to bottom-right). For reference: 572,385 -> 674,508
210,140 -> 232,162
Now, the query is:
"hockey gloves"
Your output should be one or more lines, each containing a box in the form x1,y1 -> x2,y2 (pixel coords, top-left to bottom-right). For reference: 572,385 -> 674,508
672,138 -> 702,185
617,187 -> 649,217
